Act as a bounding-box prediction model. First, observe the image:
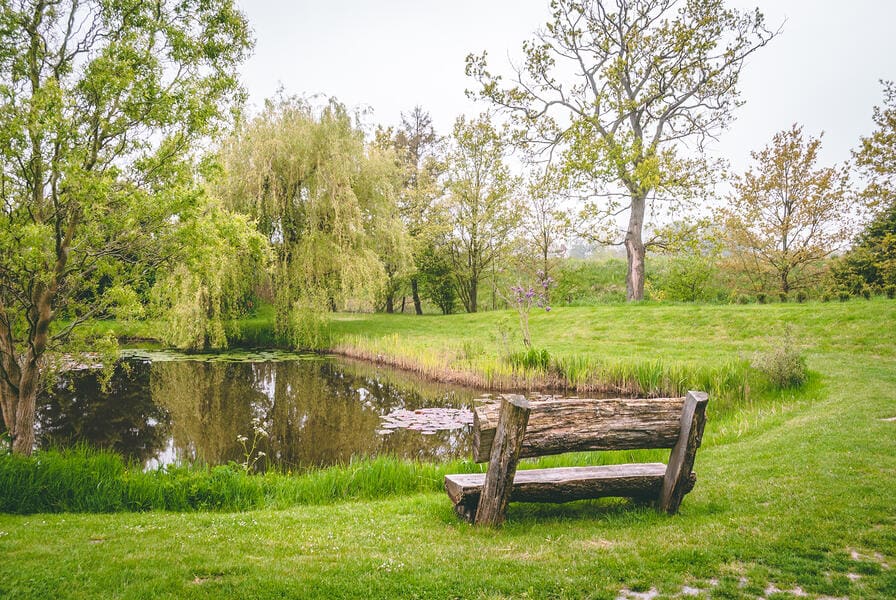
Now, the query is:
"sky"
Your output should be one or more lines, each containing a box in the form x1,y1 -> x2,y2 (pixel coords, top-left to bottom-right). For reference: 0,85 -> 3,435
235,0 -> 896,175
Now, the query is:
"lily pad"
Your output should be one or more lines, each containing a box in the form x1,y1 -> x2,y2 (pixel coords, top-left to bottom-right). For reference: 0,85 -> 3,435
378,407 -> 474,434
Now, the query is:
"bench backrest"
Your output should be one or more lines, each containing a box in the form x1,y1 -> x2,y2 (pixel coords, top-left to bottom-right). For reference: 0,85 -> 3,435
472,396 -> 687,462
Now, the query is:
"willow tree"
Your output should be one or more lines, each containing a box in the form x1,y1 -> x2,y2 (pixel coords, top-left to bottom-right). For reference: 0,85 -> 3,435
0,0 -> 251,454
215,97 -> 408,345
467,0 -> 776,300
151,196 -> 269,351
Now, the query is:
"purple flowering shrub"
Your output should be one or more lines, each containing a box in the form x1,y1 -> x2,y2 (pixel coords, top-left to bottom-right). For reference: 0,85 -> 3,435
508,271 -> 553,348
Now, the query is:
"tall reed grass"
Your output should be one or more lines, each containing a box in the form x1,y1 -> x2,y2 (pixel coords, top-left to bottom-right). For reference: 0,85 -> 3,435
335,333 -> 754,411
0,446 -> 484,515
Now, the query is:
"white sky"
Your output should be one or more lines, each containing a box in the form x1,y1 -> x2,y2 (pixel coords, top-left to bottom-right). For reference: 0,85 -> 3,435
236,0 -> 896,174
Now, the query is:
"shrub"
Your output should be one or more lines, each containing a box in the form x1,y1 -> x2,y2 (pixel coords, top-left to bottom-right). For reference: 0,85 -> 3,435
887,285 -> 896,299
861,287 -> 872,300
778,292 -> 788,303
821,293 -> 833,302
751,329 -> 808,389
757,293 -> 767,304
735,294 -> 751,305
838,291 -> 851,302
796,290 -> 808,303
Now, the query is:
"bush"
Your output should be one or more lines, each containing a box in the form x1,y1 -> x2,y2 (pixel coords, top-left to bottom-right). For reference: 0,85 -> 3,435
757,293 -> 767,304
861,287 -> 872,300
735,294 -> 751,305
838,291 -> 851,302
887,285 -> 896,299
796,290 -> 808,303
821,293 -> 833,302
778,292 -> 788,303
553,259 -> 627,305
752,329 -> 808,389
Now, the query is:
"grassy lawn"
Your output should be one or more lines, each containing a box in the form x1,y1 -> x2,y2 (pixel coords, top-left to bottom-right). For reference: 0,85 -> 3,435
1,301 -> 895,598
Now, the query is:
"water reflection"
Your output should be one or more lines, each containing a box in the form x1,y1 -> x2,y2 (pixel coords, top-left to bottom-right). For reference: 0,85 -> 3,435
37,354 -> 476,470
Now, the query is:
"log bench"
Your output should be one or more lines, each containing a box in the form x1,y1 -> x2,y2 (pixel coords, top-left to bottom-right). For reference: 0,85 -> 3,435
444,391 -> 709,526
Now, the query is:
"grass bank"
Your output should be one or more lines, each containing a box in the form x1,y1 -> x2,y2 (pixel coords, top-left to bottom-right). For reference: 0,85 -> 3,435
3,301 -> 892,598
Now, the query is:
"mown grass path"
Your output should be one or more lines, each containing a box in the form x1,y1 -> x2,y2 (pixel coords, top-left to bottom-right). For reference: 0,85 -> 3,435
1,301 -> 894,598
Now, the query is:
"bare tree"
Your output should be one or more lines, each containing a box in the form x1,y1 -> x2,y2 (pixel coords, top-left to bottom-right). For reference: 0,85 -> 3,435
467,0 -> 777,300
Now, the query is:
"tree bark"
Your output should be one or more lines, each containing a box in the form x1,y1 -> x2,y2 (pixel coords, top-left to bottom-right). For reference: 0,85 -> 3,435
411,278 -> 423,315
625,193 -> 647,301
469,277 -> 478,313
473,396 -> 685,462
11,382 -> 37,455
385,293 -> 394,314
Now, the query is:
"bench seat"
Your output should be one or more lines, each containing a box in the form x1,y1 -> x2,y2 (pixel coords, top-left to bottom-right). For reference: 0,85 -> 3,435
446,462 -> 696,520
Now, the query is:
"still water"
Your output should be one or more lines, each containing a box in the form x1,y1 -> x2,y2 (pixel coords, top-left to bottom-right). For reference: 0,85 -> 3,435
37,350 -> 478,471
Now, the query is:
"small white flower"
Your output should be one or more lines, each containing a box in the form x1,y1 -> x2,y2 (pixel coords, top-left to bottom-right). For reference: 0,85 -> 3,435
256,451 -> 266,457
236,434 -> 248,443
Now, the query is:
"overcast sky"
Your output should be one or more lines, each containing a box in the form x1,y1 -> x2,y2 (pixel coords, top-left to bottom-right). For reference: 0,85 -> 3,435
235,0 -> 896,174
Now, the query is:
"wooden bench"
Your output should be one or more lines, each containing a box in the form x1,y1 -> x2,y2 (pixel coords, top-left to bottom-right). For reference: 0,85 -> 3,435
444,391 -> 709,526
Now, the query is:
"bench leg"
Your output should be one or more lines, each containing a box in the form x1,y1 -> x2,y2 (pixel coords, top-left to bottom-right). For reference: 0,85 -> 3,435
659,391 -> 708,514
475,395 -> 531,527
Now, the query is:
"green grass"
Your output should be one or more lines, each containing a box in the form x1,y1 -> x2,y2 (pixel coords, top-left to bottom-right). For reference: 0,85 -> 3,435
0,448 -> 485,514
2,300 -> 894,598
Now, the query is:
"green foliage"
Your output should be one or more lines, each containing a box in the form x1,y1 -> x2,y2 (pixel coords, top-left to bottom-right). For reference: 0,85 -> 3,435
285,297 -> 333,351
442,114 -> 521,313
552,258 -> 628,305
723,125 -> 853,295
796,290 -> 809,303
215,96 -> 405,342
0,0 -> 252,454
506,347 -> 551,373
416,244 -> 457,314
831,201 -> 896,294
854,81 -> 896,213
654,253 -> 720,302
153,199 -> 269,351
751,329 -> 809,390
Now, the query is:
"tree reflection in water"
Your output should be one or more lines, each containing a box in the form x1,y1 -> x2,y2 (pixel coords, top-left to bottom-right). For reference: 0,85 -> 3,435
39,354 -> 476,471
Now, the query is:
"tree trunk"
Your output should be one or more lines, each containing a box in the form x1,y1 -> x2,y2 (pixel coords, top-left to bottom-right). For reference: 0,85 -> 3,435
411,277 -> 423,315
469,277 -> 478,313
625,194 -> 647,301
385,293 -> 394,314
11,380 -> 37,455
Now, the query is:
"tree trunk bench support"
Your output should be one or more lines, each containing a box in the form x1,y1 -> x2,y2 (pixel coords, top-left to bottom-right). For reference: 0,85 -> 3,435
445,390 -> 708,526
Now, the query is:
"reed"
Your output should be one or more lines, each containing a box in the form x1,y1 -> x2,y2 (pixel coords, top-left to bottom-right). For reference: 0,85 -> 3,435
0,447 -> 486,515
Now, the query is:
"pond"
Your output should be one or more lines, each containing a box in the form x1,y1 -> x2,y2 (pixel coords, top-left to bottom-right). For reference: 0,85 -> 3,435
37,349 -> 480,471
